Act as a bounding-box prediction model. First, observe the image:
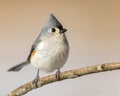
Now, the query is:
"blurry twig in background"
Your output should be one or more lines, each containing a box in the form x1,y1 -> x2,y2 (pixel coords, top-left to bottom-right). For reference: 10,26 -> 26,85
8,62 -> 120,96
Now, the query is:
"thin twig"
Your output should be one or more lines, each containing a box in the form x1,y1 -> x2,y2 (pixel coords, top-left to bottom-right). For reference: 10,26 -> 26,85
8,62 -> 120,96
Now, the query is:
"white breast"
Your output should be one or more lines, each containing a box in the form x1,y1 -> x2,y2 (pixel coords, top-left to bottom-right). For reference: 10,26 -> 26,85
30,34 -> 69,73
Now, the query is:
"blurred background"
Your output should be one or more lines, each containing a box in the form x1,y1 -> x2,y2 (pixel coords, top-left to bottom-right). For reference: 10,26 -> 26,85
0,0 -> 120,96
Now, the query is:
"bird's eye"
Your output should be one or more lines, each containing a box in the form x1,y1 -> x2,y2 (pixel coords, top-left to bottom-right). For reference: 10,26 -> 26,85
51,28 -> 56,32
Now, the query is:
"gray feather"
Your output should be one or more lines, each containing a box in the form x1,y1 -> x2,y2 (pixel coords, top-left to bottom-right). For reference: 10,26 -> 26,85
8,61 -> 29,71
44,14 -> 63,28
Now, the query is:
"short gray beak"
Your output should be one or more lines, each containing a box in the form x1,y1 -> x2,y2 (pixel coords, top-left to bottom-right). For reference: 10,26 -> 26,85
60,28 -> 67,33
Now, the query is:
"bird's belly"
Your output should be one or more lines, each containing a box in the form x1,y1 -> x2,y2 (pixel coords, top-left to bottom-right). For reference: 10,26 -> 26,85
31,46 -> 68,73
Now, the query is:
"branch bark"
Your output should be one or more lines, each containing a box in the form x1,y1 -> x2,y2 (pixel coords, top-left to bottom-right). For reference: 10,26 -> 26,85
8,62 -> 120,96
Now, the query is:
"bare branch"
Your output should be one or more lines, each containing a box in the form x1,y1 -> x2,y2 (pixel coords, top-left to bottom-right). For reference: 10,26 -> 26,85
8,62 -> 120,96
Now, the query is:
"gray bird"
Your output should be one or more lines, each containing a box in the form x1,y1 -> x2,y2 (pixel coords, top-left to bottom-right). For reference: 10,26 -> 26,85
8,14 -> 69,87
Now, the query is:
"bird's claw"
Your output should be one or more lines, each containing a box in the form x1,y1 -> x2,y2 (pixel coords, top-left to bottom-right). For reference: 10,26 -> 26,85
32,75 -> 39,88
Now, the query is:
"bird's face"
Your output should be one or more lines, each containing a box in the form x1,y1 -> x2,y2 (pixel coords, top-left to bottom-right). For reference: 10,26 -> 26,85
47,26 -> 67,37
37,14 -> 67,40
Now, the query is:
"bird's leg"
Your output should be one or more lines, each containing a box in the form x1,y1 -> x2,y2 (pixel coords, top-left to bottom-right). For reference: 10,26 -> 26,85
56,68 -> 61,80
32,69 -> 40,88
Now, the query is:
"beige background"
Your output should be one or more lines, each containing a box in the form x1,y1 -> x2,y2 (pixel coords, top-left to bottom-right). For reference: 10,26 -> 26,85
0,0 -> 120,96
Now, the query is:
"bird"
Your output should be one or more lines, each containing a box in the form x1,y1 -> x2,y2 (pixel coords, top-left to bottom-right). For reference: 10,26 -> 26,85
8,14 -> 69,87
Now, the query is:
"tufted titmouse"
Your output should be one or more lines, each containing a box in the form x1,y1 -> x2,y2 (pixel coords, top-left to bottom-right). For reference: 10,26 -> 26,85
8,14 -> 69,86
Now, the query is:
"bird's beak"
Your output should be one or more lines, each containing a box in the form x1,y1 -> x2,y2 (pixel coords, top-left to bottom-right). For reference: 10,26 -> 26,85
60,28 -> 67,33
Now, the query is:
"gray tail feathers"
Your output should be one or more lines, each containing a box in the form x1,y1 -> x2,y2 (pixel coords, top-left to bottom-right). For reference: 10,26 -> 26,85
8,61 -> 30,71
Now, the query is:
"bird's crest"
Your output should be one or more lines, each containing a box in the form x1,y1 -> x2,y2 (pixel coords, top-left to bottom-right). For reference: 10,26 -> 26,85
44,14 -> 63,28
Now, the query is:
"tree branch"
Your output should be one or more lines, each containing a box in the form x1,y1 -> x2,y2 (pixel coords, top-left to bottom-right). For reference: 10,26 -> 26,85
8,62 -> 120,96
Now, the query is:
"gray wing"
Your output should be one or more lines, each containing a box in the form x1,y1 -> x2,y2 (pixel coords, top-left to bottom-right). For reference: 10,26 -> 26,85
27,39 -> 42,61
27,27 -> 46,61
8,36 -> 42,71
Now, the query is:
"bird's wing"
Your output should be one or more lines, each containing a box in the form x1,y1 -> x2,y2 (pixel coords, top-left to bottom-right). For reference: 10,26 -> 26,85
27,39 -> 42,61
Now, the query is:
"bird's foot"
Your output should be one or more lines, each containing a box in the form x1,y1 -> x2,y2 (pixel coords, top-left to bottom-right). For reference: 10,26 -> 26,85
56,69 -> 61,80
32,70 -> 40,88
32,75 -> 39,88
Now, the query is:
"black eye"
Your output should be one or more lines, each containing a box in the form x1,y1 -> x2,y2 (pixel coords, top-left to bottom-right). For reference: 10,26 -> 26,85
51,28 -> 56,32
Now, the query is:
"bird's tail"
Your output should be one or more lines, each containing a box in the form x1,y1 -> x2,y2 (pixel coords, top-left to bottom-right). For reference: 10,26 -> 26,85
8,61 -> 30,71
